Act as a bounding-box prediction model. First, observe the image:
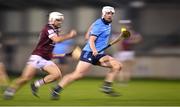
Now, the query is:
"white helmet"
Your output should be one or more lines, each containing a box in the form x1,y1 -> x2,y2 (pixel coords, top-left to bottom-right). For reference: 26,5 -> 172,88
102,6 -> 115,18
48,12 -> 64,24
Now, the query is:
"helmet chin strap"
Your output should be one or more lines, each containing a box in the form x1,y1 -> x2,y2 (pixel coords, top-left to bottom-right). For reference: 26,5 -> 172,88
53,24 -> 61,29
48,23 -> 60,29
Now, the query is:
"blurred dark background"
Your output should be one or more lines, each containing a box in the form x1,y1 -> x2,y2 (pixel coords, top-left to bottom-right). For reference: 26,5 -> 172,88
0,0 -> 180,79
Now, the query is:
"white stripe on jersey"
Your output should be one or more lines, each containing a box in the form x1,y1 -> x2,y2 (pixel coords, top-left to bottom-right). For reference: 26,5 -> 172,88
48,29 -> 55,35
48,33 -> 56,38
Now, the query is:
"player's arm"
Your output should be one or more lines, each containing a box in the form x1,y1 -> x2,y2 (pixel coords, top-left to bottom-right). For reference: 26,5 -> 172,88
89,35 -> 98,56
50,30 -> 77,43
85,26 -> 92,40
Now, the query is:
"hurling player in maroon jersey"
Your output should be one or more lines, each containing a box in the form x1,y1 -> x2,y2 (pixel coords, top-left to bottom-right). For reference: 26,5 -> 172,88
3,12 -> 77,99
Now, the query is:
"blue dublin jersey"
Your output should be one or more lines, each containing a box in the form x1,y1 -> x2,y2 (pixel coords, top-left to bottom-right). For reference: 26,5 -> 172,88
53,39 -> 74,54
83,18 -> 111,53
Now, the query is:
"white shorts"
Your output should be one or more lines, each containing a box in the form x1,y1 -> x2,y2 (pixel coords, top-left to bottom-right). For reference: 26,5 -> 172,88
27,55 -> 55,69
113,51 -> 135,61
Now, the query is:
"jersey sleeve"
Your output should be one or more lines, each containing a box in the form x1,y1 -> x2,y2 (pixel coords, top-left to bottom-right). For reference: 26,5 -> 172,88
90,23 -> 101,37
47,27 -> 56,38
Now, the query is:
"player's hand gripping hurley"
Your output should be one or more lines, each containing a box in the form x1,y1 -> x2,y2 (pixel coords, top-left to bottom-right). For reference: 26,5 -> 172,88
98,28 -> 131,53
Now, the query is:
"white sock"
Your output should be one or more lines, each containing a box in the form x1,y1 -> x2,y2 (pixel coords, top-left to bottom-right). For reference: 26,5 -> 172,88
34,79 -> 45,87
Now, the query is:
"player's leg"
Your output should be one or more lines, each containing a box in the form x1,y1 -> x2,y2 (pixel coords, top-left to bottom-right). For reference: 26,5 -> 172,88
51,61 -> 91,100
122,60 -> 134,83
98,55 -> 122,96
117,51 -> 135,84
30,62 -> 61,97
0,62 -> 9,92
3,64 -> 37,99
117,61 -> 126,83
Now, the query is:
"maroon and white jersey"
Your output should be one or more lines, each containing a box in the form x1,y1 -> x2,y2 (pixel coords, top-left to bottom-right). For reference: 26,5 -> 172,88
32,24 -> 59,60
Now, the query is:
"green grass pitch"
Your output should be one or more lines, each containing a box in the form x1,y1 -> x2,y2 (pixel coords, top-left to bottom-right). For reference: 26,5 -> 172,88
0,78 -> 180,106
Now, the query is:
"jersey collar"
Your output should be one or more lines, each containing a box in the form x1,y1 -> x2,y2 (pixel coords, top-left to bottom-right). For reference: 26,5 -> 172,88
101,18 -> 111,25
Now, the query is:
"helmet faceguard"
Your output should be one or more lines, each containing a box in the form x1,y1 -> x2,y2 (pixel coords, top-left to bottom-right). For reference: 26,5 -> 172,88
48,12 -> 64,24
102,6 -> 115,18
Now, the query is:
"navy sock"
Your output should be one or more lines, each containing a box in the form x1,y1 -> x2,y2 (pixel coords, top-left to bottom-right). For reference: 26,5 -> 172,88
103,81 -> 112,87
54,85 -> 63,93
102,81 -> 113,93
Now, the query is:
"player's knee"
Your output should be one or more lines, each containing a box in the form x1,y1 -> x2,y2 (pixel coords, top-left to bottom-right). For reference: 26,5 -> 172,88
112,62 -> 122,72
52,72 -> 62,80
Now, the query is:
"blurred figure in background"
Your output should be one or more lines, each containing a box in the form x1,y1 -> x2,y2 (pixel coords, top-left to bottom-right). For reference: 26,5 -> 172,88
51,6 -> 123,100
2,36 -> 18,69
3,11 -> 77,99
114,20 -> 142,84
0,62 -> 9,92
0,32 -> 9,93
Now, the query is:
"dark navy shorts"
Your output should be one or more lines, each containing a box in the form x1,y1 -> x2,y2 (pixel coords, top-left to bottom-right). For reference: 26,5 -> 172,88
80,50 -> 107,65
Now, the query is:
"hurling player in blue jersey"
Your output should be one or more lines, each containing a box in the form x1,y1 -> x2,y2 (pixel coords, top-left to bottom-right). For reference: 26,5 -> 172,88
51,6 -> 123,100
